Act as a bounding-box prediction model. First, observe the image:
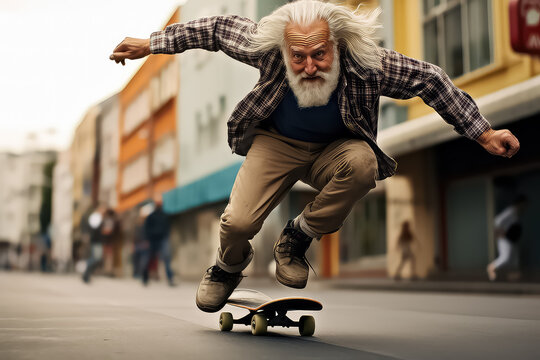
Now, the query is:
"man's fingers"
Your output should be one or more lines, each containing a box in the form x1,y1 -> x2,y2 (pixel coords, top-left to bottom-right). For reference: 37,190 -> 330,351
110,52 -> 130,62
502,137 -> 520,158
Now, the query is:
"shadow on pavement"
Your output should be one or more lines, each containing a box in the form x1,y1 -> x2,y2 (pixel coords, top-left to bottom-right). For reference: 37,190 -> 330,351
198,329 -> 402,360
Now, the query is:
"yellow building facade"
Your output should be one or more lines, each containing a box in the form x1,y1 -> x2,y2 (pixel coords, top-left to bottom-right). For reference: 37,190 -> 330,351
382,0 -> 540,280
323,0 -> 540,280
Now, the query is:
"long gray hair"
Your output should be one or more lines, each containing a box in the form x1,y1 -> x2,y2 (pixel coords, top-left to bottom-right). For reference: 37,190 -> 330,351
250,0 -> 383,70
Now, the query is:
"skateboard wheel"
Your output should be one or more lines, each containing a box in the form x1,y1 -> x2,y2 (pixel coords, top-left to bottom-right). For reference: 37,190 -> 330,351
219,312 -> 233,331
298,315 -> 315,336
251,314 -> 267,335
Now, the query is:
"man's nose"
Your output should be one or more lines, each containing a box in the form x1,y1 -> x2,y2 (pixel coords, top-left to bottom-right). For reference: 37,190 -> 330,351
304,57 -> 317,76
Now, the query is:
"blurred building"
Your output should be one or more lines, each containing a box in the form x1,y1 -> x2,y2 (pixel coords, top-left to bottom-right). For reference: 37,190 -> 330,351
98,94 -> 120,209
51,150 -> 73,272
70,105 -> 100,262
376,0 -> 540,280
0,152 -> 20,269
117,8 -> 180,275
0,150 -> 56,270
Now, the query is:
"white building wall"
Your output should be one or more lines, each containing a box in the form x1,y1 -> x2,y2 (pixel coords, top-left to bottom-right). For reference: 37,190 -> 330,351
51,150 -> 73,270
177,0 -> 259,186
0,153 -> 22,243
0,151 -> 56,246
99,96 -> 119,208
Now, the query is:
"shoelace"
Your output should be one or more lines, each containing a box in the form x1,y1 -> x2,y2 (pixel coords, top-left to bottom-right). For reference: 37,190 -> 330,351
278,227 -> 317,276
207,265 -> 245,282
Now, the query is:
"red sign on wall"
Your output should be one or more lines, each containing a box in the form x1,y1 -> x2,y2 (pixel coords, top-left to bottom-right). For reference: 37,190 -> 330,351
510,0 -> 540,54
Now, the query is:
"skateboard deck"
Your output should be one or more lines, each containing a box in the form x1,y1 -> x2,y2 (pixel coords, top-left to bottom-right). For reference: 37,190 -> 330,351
218,289 -> 323,336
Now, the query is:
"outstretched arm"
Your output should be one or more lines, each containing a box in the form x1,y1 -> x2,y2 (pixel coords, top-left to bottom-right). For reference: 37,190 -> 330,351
110,15 -> 259,68
380,49 -> 520,158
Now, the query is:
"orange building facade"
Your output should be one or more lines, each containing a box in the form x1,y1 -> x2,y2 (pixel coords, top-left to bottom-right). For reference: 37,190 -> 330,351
117,8 -> 180,212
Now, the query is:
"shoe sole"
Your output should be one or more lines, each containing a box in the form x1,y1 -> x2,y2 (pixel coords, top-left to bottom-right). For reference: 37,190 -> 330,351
275,267 -> 307,289
195,298 -> 227,313
195,278 -> 242,313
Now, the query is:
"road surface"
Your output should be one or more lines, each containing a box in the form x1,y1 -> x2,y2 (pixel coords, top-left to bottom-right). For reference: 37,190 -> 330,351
1,272 -> 539,359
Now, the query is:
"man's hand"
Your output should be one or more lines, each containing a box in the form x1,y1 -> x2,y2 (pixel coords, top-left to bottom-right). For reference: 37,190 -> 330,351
109,37 -> 151,65
477,128 -> 520,158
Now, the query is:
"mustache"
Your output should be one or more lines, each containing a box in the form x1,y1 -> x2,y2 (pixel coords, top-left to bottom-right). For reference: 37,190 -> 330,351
300,72 -> 330,80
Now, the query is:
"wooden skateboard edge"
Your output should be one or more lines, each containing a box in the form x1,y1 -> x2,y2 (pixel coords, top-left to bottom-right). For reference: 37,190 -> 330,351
227,296 -> 323,312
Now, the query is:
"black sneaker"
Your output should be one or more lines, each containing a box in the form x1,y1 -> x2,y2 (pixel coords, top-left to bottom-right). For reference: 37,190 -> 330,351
196,265 -> 243,312
273,220 -> 313,289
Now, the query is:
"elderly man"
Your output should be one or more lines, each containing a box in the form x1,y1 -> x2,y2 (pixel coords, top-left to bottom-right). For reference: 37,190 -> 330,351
111,0 -> 519,312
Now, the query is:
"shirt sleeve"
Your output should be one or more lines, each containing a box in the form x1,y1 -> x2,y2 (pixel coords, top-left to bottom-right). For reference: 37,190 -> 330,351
149,15 -> 260,68
494,206 -> 518,233
380,49 -> 491,141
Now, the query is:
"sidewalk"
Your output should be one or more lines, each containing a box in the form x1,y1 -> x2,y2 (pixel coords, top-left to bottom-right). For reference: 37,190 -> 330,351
319,277 -> 540,295
235,274 -> 540,295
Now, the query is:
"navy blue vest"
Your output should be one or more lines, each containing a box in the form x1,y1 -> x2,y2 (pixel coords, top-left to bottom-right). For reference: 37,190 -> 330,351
269,88 -> 349,143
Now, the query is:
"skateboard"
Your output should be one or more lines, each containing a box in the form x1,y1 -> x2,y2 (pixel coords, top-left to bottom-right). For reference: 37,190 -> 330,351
218,288 -> 323,336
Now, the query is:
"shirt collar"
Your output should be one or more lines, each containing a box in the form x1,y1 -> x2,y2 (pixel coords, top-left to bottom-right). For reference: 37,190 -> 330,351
340,53 -> 371,80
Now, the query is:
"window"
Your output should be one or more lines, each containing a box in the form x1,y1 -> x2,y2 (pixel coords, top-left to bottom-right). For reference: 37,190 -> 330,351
152,135 -> 175,177
151,60 -> 178,112
121,154 -> 149,193
196,95 -> 226,151
340,194 -> 387,263
379,98 -> 408,130
124,89 -> 150,135
423,0 -> 493,78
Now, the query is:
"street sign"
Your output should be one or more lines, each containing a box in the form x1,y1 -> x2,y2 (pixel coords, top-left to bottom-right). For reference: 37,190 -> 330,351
510,0 -> 540,54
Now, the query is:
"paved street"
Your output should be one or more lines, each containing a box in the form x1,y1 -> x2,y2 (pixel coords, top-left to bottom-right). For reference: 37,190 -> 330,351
1,272 -> 539,360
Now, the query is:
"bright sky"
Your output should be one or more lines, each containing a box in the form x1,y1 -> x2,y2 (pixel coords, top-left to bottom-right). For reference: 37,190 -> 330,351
0,0 -> 185,153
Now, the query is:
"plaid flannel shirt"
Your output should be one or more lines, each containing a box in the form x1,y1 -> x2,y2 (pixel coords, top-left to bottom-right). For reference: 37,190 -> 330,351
150,15 -> 491,180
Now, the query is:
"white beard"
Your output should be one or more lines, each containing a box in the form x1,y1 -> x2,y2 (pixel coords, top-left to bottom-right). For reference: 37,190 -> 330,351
283,47 -> 340,108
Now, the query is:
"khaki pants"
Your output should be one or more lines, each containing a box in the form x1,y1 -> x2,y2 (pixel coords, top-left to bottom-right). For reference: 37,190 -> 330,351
216,129 -> 378,273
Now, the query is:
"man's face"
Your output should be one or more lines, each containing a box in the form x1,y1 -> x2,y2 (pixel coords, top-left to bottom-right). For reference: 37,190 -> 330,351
285,20 -> 334,83
283,20 -> 339,108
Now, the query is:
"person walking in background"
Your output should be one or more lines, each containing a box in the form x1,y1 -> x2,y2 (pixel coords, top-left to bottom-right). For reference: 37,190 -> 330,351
40,226 -> 53,273
141,195 -> 176,287
101,208 -> 123,277
132,205 -> 151,278
394,221 -> 417,280
82,205 -> 106,283
487,195 -> 528,281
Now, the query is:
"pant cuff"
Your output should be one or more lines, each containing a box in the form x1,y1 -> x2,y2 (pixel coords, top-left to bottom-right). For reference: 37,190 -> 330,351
215,248 -> 254,273
294,214 -> 321,240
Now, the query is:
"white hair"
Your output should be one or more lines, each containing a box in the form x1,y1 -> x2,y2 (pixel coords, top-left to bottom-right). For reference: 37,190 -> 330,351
250,0 -> 383,71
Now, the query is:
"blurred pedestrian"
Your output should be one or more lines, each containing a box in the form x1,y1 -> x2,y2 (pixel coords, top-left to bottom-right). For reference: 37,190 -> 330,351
40,226 -> 52,273
132,205 -> 151,278
111,0 -> 520,313
487,195 -> 527,281
141,194 -> 176,287
394,221 -> 417,280
101,208 -> 123,277
82,205 -> 106,283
